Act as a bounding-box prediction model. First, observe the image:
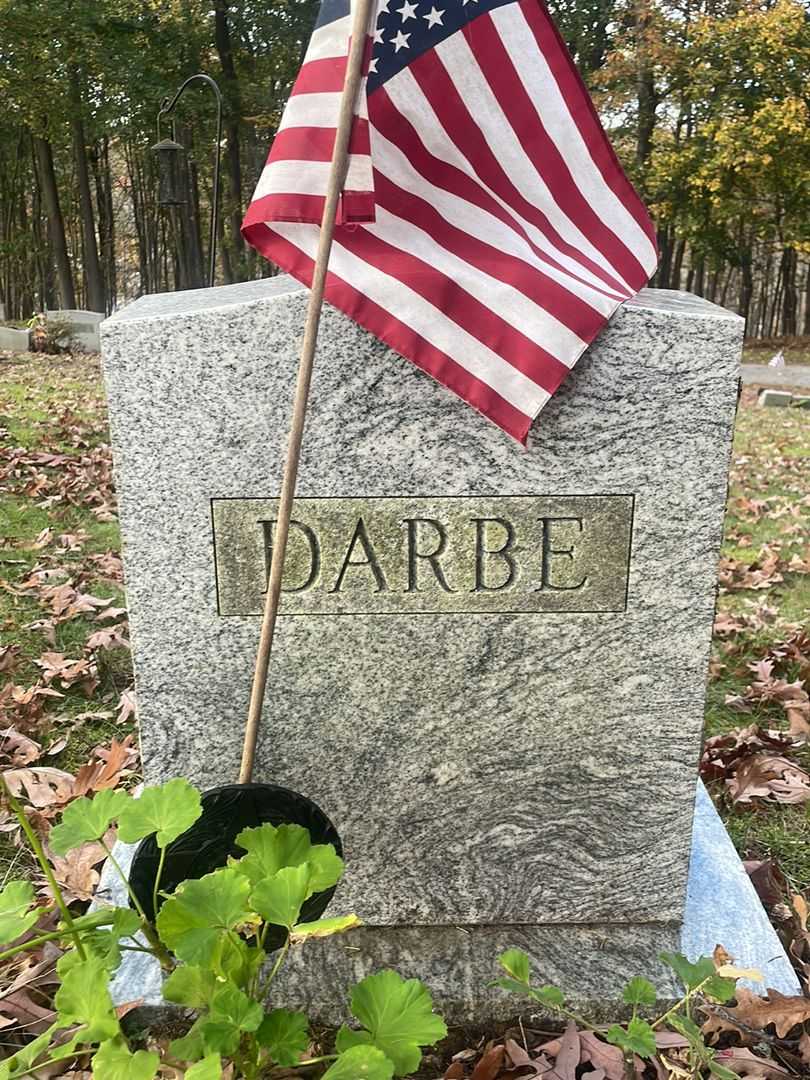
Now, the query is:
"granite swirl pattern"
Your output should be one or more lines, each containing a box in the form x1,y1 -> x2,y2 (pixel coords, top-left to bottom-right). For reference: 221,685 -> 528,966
101,281 -> 742,929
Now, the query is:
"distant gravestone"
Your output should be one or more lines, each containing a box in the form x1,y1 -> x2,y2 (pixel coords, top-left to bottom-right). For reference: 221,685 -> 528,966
0,325 -> 30,352
758,389 -> 793,408
47,308 -> 105,352
100,278 -> 797,1018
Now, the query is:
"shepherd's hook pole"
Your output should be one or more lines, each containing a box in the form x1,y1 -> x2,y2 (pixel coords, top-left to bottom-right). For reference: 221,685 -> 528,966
239,0 -> 375,783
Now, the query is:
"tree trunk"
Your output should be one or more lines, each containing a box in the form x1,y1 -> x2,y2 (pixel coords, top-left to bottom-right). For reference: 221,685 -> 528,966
214,0 -> 246,278
780,246 -> 797,338
70,75 -> 106,312
32,134 -> 76,310
803,263 -> 810,337
633,0 -> 658,176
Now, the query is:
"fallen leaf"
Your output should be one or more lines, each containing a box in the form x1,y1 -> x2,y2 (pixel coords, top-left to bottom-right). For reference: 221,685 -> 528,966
716,1047 -> 793,1078
744,860 -> 786,908
703,987 -> 810,1040
0,727 -> 42,767
791,894 -> 808,931
3,767 -> 75,808
470,1045 -> 504,1080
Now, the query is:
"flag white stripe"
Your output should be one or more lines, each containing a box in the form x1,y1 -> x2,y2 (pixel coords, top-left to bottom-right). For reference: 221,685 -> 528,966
381,68 -> 626,302
371,122 -> 618,318
435,33 -> 635,293
253,156 -> 373,201
305,14 -> 352,62
492,6 -> 657,271
279,91 -> 368,129
270,221 -> 549,414
369,205 -> 587,363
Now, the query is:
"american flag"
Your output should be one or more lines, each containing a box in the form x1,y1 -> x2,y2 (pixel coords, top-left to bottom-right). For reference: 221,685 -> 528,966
242,0 -> 658,443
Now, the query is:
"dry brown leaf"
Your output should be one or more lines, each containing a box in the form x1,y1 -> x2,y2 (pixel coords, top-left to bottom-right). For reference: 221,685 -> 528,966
116,688 -> 137,725
469,1045 -> 504,1080
47,839 -> 108,903
704,987 -> 810,1040
0,726 -> 42,766
443,1062 -> 465,1079
3,766 -> 74,808
791,893 -> 808,931
0,643 -> 20,673
716,1047 -> 793,1078
798,1031 -> 810,1066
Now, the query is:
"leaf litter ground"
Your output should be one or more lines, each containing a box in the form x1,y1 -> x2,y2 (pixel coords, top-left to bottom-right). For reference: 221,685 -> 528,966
1,353 -> 810,1076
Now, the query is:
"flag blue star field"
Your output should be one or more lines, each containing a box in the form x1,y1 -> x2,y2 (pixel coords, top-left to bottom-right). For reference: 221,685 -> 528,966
242,0 -> 658,443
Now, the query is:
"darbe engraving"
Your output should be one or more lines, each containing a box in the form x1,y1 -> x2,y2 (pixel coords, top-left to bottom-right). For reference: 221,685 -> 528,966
211,495 -> 634,616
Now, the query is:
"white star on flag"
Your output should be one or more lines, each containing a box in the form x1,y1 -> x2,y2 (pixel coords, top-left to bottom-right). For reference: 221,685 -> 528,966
373,25 -> 384,42
390,28 -> 411,49
396,1 -> 419,20
423,6 -> 443,25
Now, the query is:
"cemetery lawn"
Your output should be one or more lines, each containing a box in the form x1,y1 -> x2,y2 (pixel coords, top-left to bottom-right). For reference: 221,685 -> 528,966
1,353 -> 809,906
742,336 -> 810,365
0,351 -> 136,881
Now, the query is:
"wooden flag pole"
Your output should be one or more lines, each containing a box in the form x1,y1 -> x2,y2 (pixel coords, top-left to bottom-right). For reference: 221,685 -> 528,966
239,0 -> 376,784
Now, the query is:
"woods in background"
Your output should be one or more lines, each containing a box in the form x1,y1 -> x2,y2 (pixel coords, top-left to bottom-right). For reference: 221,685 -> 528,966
0,0 -> 808,339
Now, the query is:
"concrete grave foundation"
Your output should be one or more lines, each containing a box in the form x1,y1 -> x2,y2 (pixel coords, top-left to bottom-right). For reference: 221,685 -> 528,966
100,278 -> 797,1016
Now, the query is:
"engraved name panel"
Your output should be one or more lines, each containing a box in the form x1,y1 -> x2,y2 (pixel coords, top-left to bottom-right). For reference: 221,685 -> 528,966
211,495 -> 634,616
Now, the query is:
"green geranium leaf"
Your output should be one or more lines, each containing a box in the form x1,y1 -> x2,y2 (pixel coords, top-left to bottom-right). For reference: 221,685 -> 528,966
669,1013 -> 705,1047
179,986 -> 263,1058
92,1037 -> 159,1080
163,964 -> 218,1008
708,1059 -> 740,1080
498,949 -> 530,984
233,823 -> 343,893
337,970 -> 447,1076
0,879 -> 39,944
257,1008 -> 310,1066
533,985 -> 565,1008
209,983 -> 263,1033
322,1045 -> 395,1080
306,844 -> 344,893
156,868 -> 252,965
117,778 -> 201,848
606,1018 -> 657,1060
169,1018 -> 206,1063
660,953 -> 737,1003
184,1054 -> 223,1080
50,789 -> 129,856
250,864 -> 311,930
623,976 -> 657,1008
291,914 -> 361,943
54,957 -> 119,1043
0,1023 -> 61,1080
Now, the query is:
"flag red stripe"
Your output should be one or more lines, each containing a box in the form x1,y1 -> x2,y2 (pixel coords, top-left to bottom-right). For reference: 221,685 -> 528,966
243,189 -> 376,228
338,213 -> 571,390
291,56 -> 348,95
268,120 -> 371,163
407,49 -> 631,297
249,225 -> 534,442
370,86 -> 624,303
467,15 -> 648,288
518,0 -> 657,247
374,171 -> 602,345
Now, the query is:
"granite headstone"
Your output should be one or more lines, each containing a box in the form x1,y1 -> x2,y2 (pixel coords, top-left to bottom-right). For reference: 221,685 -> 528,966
100,278 -> 797,1017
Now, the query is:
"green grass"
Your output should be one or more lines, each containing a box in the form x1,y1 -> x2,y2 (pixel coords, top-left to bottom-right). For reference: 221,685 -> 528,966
703,400 -> 810,894
0,352 -> 136,879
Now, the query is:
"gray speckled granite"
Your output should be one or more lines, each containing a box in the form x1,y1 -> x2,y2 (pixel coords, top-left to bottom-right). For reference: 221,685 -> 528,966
101,279 -> 740,935
98,782 -> 798,1021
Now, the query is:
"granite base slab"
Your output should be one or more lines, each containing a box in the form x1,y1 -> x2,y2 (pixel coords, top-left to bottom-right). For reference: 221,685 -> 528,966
99,784 -> 798,1025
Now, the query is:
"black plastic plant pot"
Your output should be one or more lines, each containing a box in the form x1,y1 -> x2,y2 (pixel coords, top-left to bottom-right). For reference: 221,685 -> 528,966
128,782 -> 342,945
